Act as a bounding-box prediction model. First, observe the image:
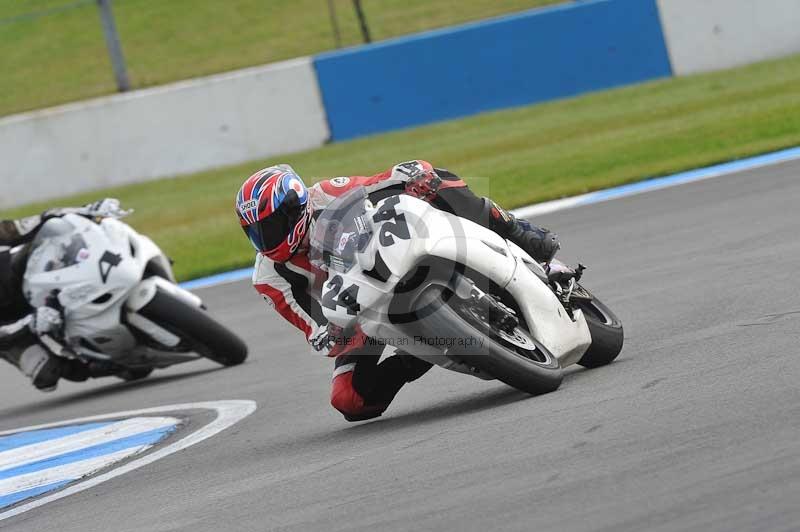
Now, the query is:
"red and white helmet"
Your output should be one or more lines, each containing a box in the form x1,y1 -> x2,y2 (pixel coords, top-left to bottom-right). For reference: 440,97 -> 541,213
235,165 -> 311,262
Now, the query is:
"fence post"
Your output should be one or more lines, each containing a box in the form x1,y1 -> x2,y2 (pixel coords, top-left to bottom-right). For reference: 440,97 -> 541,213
352,0 -> 371,44
326,0 -> 342,48
96,0 -> 131,92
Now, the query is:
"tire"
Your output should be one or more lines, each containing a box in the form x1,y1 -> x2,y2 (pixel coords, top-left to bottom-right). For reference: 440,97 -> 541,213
139,288 -> 248,366
117,367 -> 154,382
413,288 -> 562,395
574,289 -> 624,368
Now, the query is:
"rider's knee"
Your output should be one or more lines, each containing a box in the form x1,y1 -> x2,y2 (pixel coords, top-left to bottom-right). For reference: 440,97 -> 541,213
330,371 -> 387,422
330,371 -> 364,415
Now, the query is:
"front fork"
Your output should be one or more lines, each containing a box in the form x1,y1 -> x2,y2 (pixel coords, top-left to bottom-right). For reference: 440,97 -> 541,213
124,277 -> 204,349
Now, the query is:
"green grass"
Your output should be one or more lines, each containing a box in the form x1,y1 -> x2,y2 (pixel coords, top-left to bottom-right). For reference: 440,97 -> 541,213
3,53 -> 799,281
0,0 -> 562,117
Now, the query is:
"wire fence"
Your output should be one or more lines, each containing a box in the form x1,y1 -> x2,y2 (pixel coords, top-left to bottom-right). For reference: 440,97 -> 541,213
0,0 -> 562,117
0,0 -> 370,93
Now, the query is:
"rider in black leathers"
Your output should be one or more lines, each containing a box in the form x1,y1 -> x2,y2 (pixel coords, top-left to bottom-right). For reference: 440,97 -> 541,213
0,199 -> 123,391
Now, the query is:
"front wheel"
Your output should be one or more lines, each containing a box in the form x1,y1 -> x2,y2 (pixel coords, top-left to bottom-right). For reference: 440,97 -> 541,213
573,288 -> 624,368
138,288 -> 248,366
414,288 -> 562,395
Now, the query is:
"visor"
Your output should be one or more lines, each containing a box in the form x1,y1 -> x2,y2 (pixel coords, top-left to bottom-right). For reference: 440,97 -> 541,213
243,199 -> 304,254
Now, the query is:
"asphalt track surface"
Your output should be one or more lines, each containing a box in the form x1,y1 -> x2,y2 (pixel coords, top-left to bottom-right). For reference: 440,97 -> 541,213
1,163 -> 799,532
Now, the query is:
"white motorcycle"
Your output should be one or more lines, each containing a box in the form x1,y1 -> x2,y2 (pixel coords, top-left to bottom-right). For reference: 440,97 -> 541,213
21,212 -> 247,381
309,187 -> 623,395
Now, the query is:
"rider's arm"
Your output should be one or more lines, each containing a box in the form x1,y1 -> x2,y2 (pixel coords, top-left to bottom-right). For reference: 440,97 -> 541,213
365,160 -> 469,203
0,198 -> 126,247
0,317 -> 39,373
0,216 -> 44,246
0,315 -> 35,352
252,254 -> 329,348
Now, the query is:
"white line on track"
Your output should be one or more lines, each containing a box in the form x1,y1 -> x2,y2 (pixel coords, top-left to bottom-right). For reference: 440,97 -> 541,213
0,447 -> 149,497
0,400 -> 257,522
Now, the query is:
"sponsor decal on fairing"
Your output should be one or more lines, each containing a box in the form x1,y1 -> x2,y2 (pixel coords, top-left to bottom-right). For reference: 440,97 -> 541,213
329,176 -> 351,188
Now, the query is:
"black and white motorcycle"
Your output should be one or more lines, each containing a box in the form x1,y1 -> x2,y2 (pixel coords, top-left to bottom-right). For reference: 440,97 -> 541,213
309,187 -> 623,395
21,210 -> 247,382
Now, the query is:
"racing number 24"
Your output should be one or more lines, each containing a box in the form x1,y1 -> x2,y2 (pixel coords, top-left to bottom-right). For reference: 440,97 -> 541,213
322,275 -> 361,315
322,196 -> 411,315
372,196 -> 410,246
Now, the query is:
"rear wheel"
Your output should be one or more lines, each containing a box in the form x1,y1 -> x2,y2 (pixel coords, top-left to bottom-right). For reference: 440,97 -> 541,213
139,288 -> 248,366
415,288 -> 562,395
573,289 -> 624,368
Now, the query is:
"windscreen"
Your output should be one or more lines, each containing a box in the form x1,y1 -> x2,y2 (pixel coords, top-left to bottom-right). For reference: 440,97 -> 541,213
308,186 -> 373,273
26,217 -> 89,274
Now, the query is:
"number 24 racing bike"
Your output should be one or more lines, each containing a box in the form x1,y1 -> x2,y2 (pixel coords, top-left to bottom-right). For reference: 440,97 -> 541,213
309,187 -> 623,395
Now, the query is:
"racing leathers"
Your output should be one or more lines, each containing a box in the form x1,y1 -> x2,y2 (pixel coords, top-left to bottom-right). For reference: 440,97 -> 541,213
252,161 -> 559,421
0,199 -> 125,391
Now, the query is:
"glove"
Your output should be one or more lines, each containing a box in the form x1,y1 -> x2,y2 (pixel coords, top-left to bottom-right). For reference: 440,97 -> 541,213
404,169 -> 442,201
29,306 -> 63,337
83,198 -> 131,219
327,324 -> 369,358
309,324 -> 335,353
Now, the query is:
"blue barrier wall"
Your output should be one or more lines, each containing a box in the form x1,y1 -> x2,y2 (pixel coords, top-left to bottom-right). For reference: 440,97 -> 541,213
314,0 -> 672,141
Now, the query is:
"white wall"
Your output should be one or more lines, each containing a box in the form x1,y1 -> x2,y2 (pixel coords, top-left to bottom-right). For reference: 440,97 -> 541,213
658,0 -> 800,75
0,57 -> 329,209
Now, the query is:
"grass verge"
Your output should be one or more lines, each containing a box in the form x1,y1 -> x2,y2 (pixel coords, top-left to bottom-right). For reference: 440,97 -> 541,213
2,53 -> 799,281
0,0 -> 561,117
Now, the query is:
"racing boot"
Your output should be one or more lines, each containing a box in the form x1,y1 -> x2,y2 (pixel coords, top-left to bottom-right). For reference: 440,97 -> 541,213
485,199 -> 560,263
1,320 -> 65,391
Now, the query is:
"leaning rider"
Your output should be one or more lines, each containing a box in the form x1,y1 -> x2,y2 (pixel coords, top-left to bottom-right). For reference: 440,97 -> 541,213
235,161 -> 560,421
0,199 -> 126,391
